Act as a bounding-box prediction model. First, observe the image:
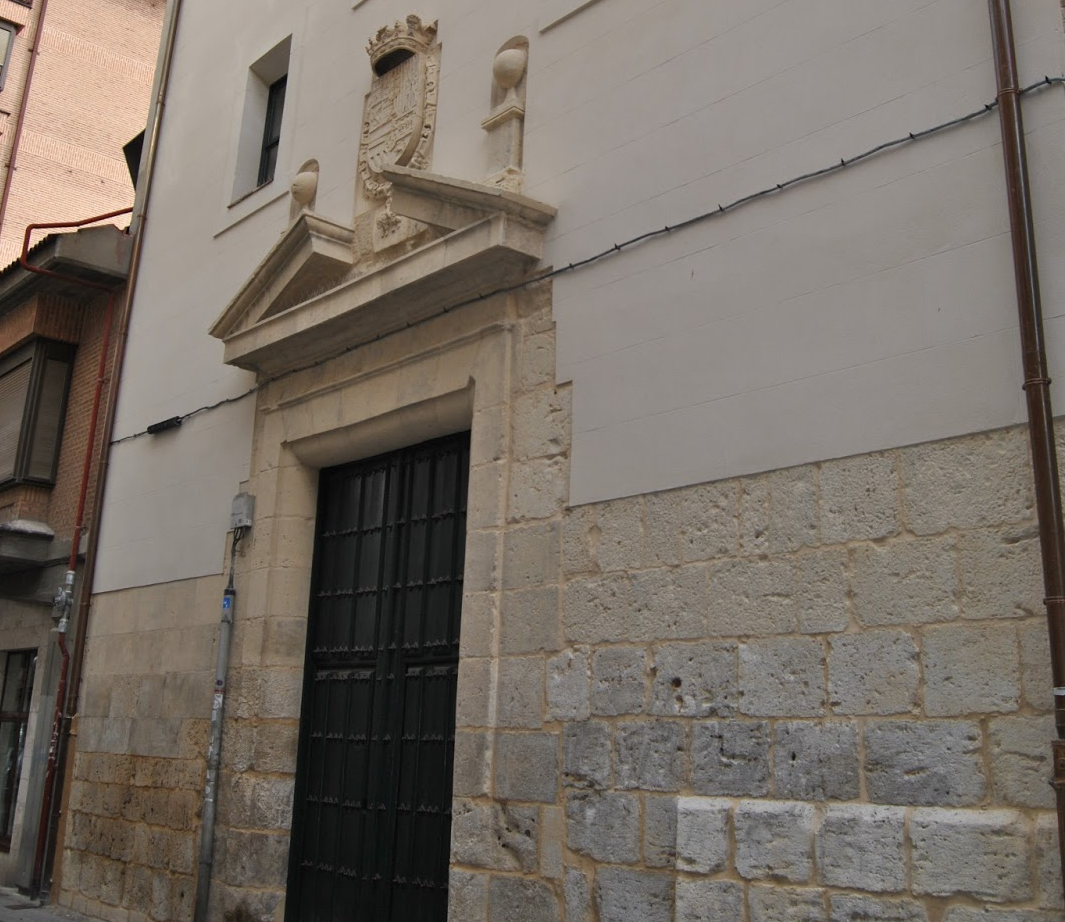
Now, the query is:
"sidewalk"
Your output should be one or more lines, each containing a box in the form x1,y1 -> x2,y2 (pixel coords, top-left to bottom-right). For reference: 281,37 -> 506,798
0,889 -> 94,922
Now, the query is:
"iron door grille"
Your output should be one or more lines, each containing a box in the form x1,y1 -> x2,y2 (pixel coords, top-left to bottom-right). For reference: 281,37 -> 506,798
288,432 -> 469,922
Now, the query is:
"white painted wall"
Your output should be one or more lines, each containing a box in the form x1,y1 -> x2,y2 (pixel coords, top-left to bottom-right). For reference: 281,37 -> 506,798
96,0 -> 1065,589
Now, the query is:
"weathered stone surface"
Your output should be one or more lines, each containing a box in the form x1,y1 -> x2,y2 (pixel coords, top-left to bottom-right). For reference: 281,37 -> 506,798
739,474 -> 771,554
675,879 -> 744,922
649,642 -> 735,718
911,807 -> 1031,902
902,430 -> 1032,535
449,870 -> 488,922
512,386 -> 569,462
945,911 -> 1064,921
709,557 -> 795,636
541,805 -> 563,879
503,521 -> 560,589
675,796 -> 730,874
795,549 -> 850,634
958,526 -> 1042,620
563,721 -> 611,790
735,800 -> 815,883
562,506 -> 596,577
864,720 -> 985,806
596,869 -> 672,922
615,721 -> 686,792
597,497 -> 642,572
818,804 -> 906,892
564,575 -> 631,644
643,794 -> 677,868
564,868 -> 591,922
547,649 -> 590,721
821,453 -> 899,543
501,587 -> 560,655
829,895 -> 928,922
496,656 -> 544,729
768,466 -> 820,553
749,886 -> 827,922
829,631 -> 919,715
508,459 -> 567,522
679,482 -> 738,562
489,876 -> 559,922
1034,812 -> 1064,910
629,565 -> 706,641
851,537 -> 957,626
461,591 -> 498,658
566,791 -> 639,864
691,720 -> 769,796
1020,619 -> 1054,711
592,646 -> 646,716
643,491 -> 682,567
740,637 -> 826,717
989,715 -> 1055,809
457,658 -> 492,728
494,732 -> 558,803
453,730 -> 490,798
450,802 -> 539,872
774,721 -> 859,801
922,623 -> 1020,716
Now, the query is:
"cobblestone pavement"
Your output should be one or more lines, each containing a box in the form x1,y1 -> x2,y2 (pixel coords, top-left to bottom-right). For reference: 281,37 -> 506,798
0,889 -> 95,922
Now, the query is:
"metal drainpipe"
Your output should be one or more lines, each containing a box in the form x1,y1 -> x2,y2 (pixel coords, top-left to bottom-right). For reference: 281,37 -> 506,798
16,208 -> 132,895
35,0 -> 184,895
987,0 -> 1065,899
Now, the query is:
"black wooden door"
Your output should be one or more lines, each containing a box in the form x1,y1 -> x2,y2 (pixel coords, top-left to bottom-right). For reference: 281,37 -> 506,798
287,433 -> 469,922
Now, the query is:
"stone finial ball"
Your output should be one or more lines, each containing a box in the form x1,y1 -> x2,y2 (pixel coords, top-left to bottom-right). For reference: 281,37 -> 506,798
290,170 -> 318,206
493,47 -> 527,90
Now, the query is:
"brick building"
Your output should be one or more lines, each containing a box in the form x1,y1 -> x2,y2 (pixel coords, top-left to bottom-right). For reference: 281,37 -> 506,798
0,0 -> 162,898
54,1 -> 1065,921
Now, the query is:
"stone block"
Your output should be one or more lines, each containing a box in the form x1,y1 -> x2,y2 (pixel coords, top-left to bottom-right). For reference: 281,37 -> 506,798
597,497 -> 642,572
450,802 -> 539,872
629,565 -> 707,641
546,649 -> 589,721
449,870 -> 488,922
488,876 -> 559,922
945,911 -> 1064,921
818,804 -> 905,892
592,646 -> 646,716
467,461 -> 507,531
679,481 -> 739,562
829,896 -> 928,922
675,796 -> 730,874
216,830 -> 289,888
472,404 -> 507,464
735,800 -> 815,883
497,656 -> 543,729
989,715 -> 1055,809
795,548 -> 850,634
508,459 -> 567,522
922,623 -> 1020,716
709,557 -> 795,636
691,720 -> 769,797
512,386 -> 569,462
675,879 -> 744,922
456,658 -> 492,728
565,791 -> 639,864
864,719 -> 985,806
1020,620 -> 1054,711
464,530 -> 501,593
494,732 -> 557,803
740,474 -> 771,554
503,521 -> 560,590
501,587 -> 560,655
519,329 -> 555,390
821,452 -> 900,543
596,869 -> 672,922
562,721 -> 611,789
564,575 -> 631,644
911,807 -> 1031,902
649,642 -> 736,718
770,465 -> 821,552
643,491 -> 681,567
541,805 -> 563,878
958,526 -> 1042,620
773,721 -> 859,801
453,730 -> 490,798
828,631 -> 919,715
740,637 -> 826,717
851,537 -> 957,626
643,794 -> 677,868
461,591 -> 497,659
749,886 -> 827,922
564,869 -> 591,922
562,505 -> 596,577
614,721 -> 686,792
902,430 -> 1032,535
1035,812 -> 1064,910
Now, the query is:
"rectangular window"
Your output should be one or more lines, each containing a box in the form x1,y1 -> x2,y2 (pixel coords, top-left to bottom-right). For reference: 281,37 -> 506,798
0,650 -> 36,851
0,339 -> 75,486
257,75 -> 286,187
0,23 -> 16,92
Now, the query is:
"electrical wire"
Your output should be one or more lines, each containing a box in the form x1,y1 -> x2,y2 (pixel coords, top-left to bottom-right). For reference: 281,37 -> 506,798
110,74 -> 1065,446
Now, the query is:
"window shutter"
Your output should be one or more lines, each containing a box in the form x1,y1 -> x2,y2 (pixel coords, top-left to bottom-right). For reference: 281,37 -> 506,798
26,356 -> 71,481
0,358 -> 31,481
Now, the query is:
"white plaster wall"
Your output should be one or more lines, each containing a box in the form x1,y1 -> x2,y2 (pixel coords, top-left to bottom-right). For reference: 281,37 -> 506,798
96,0 -> 1065,589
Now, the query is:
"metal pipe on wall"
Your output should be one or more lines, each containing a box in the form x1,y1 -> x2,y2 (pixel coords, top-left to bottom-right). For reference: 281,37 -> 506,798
987,0 -> 1065,900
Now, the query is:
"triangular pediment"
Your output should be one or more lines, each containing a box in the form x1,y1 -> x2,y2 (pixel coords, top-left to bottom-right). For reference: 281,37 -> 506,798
209,212 -> 356,341
209,167 -> 556,377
